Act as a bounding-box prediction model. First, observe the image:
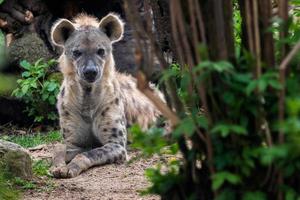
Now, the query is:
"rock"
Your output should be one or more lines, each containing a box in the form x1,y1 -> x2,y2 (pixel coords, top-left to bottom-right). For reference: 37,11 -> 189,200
0,139 -> 32,180
8,33 -> 53,65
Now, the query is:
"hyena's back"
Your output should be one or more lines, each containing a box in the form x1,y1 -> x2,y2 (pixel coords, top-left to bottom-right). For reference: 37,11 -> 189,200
116,72 -> 162,130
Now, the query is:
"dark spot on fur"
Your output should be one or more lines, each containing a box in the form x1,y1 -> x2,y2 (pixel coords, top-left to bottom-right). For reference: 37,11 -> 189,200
68,162 -> 81,171
121,150 -> 126,154
119,141 -> 124,147
101,107 -> 109,117
81,114 -> 91,123
99,152 -> 103,158
111,133 -> 117,138
115,98 -> 119,105
111,128 -> 117,133
102,148 -> 107,153
84,149 -> 103,162
64,111 -> 70,116
102,128 -> 107,132
104,146 -> 113,151
61,87 -> 65,97
118,154 -> 123,160
118,130 -> 123,136
85,86 -> 92,93
131,116 -> 137,123
137,106 -> 142,113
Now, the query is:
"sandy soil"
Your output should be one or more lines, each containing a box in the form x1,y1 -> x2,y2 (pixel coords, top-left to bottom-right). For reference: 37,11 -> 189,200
23,143 -> 160,200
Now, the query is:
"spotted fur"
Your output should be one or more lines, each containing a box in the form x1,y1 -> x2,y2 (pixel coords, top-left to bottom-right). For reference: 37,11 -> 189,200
50,13 -> 162,178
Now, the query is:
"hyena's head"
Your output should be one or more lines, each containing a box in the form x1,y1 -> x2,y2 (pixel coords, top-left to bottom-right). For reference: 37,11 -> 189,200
51,13 -> 124,83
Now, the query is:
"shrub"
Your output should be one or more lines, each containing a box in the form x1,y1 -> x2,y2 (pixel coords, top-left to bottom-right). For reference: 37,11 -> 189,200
127,0 -> 300,199
12,59 -> 60,123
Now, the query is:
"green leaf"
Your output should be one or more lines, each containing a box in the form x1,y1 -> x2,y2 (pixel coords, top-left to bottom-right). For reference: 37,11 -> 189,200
212,171 -> 241,190
268,79 -> 282,90
21,71 -> 31,78
21,84 -> 29,94
30,82 -> 37,89
212,175 -> 225,190
173,117 -> 196,138
42,93 -> 49,101
20,60 -> 32,70
246,80 -> 257,96
47,81 -> 58,92
258,145 -> 289,165
212,61 -> 234,72
196,115 -> 208,130
242,191 -> 266,200
257,80 -> 267,92
211,123 -> 247,137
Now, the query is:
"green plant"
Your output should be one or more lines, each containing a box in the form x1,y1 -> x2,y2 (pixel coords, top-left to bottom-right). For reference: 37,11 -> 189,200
12,59 -> 60,123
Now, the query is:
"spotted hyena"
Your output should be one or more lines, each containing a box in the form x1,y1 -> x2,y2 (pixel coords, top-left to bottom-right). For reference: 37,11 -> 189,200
49,13 -> 163,178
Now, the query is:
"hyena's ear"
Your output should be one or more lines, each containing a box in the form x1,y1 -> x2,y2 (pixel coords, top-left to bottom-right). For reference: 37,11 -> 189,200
51,19 -> 75,47
99,13 -> 124,43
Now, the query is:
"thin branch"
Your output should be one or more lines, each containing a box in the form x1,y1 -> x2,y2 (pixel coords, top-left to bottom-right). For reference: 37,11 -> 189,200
136,70 -> 180,127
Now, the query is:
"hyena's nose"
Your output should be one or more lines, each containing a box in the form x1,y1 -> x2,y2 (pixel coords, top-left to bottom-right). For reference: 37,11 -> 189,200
83,65 -> 98,82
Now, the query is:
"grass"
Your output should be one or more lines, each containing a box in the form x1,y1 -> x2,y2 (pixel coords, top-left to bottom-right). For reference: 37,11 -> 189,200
0,130 -> 62,148
32,159 -> 51,177
0,170 -> 20,200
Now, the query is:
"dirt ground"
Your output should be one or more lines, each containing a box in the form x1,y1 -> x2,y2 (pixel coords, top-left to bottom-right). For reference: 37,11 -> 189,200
23,143 -> 160,200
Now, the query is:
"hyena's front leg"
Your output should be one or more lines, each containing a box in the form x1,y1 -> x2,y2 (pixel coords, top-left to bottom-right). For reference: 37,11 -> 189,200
50,143 -> 67,177
50,108 -> 87,178
64,103 -> 128,178
50,143 -> 85,178
65,142 -> 127,177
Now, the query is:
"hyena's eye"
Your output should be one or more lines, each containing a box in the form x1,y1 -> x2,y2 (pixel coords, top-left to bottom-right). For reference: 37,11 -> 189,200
73,50 -> 82,58
97,48 -> 105,57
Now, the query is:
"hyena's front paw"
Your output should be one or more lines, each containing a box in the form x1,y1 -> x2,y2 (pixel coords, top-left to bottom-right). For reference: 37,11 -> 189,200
66,162 -> 82,178
50,165 -> 69,178
50,163 -> 82,178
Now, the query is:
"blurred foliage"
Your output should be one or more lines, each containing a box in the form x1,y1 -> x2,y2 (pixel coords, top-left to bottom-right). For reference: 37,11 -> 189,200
130,2 -> 300,199
0,29 -> 6,70
233,2 -> 242,55
12,59 -> 61,123
0,131 -> 62,148
0,73 -> 17,95
0,164 -> 20,200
